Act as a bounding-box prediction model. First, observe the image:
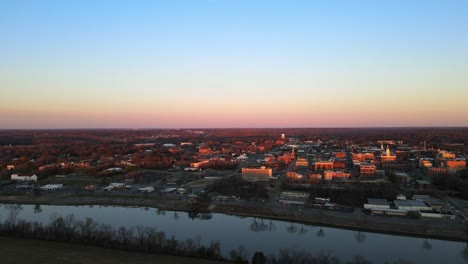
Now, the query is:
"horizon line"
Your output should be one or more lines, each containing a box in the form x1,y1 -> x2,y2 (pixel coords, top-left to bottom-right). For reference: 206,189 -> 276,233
1,126 -> 468,131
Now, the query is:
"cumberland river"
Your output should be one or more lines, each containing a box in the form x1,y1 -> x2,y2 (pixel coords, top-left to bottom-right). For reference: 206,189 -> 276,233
0,204 -> 466,263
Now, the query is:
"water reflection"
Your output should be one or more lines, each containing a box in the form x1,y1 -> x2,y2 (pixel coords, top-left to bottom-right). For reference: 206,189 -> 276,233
316,226 -> 325,237
188,211 -> 212,220
298,224 -> 308,235
0,204 -> 465,263
250,218 -> 268,232
156,208 -> 166,215
422,238 -> 433,250
33,204 -> 42,214
268,219 -> 276,231
460,243 -> 468,262
286,222 -> 298,234
354,231 -> 366,243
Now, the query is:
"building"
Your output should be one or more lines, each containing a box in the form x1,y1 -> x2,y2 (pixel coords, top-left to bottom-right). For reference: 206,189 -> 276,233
295,158 -> 309,167
11,174 -> 37,182
190,160 -> 209,168
394,200 -> 432,212
413,195 -> 445,211
40,184 -> 63,191
420,159 -> 433,168
315,161 -> 334,170
393,172 -> 410,183
323,170 -> 350,180
263,154 -> 275,162
333,152 -> 347,159
277,155 -> 293,164
286,171 -> 303,179
439,151 -> 456,160
419,211 -> 455,219
381,146 -> 397,163
104,167 -> 124,174
364,198 -> 390,210
359,163 -> 376,176
352,152 -> 375,162
279,190 -> 309,205
199,146 -> 211,154
281,190 -> 310,199
427,167 -> 447,176
241,166 -> 272,182
444,160 -> 466,171
333,161 -> 346,169
309,173 -> 322,180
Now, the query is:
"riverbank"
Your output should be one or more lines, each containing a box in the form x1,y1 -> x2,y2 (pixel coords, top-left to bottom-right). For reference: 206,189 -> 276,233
0,193 -> 467,242
0,237 -> 227,264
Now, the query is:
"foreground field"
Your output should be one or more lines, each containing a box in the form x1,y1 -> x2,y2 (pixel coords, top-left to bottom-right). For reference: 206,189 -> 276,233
0,237 -> 226,264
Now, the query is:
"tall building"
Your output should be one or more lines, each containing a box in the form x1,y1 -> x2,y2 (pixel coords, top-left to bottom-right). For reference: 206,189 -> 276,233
242,166 -> 272,182
380,146 -> 396,163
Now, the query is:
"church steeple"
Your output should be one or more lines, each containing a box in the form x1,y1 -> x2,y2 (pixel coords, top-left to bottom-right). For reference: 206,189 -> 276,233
386,145 -> 390,156
291,146 -> 295,158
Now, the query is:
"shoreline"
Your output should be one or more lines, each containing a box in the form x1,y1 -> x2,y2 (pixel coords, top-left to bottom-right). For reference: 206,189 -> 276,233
0,194 -> 467,242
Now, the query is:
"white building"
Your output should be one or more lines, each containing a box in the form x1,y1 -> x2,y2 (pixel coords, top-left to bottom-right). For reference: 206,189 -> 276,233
394,200 -> 432,212
40,184 -> 63,191
364,198 -> 390,210
11,174 -> 37,182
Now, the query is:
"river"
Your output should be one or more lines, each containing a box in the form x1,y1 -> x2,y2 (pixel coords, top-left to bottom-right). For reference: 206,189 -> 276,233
0,204 -> 466,263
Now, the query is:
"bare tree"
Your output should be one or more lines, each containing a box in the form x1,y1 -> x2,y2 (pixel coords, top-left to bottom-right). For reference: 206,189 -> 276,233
117,226 -> 134,248
276,248 -> 314,264
4,204 -> 23,230
135,224 -> 148,248
314,250 -> 340,264
384,259 -> 413,264
78,217 -> 98,241
347,255 -> 372,264
230,245 -> 248,263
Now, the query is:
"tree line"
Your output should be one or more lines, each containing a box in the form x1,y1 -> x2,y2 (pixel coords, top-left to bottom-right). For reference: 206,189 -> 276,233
0,205 -> 224,262
0,204 -> 426,264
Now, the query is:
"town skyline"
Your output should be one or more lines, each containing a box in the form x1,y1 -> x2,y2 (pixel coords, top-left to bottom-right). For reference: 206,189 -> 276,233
2,0 -> 468,129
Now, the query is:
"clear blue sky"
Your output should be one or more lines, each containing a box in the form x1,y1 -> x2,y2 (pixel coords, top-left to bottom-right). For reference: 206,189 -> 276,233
1,0 -> 467,128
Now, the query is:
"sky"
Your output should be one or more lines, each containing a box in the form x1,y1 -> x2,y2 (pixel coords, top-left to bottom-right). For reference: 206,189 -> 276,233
1,0 -> 468,129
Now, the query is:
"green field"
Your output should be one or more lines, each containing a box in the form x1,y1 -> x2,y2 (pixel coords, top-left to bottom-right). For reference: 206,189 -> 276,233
0,237 -> 227,264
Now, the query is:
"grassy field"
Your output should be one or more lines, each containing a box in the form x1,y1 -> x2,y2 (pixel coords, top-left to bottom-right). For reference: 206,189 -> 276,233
0,237 -> 227,264
41,174 -> 122,186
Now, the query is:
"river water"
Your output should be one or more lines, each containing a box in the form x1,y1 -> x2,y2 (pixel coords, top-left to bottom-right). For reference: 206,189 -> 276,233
0,204 -> 466,263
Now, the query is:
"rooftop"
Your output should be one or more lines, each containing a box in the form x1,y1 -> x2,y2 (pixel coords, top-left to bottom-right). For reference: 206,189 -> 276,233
367,198 -> 389,206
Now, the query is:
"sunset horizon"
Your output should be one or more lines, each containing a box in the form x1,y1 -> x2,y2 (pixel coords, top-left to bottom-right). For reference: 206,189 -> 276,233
2,0 -> 467,128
